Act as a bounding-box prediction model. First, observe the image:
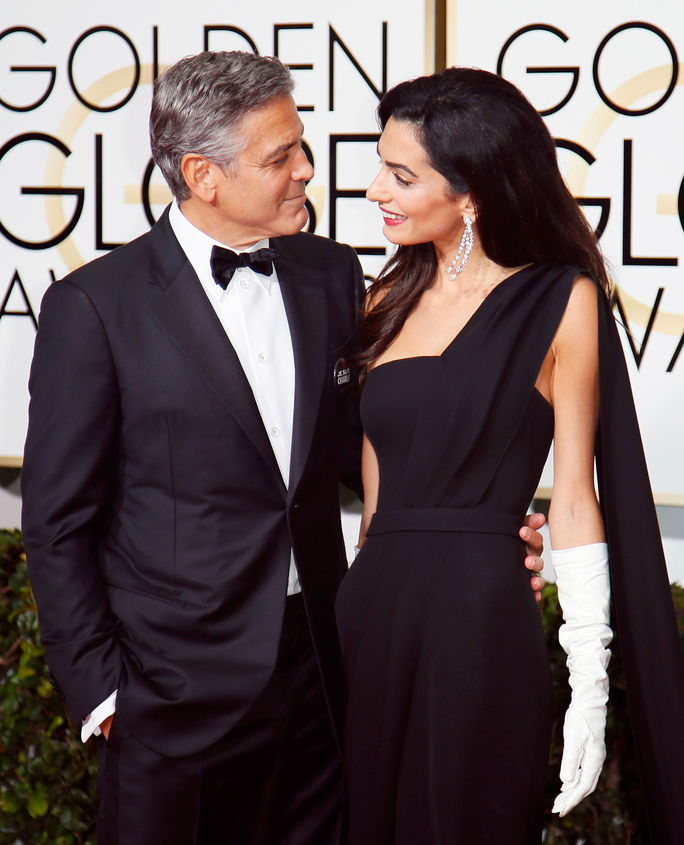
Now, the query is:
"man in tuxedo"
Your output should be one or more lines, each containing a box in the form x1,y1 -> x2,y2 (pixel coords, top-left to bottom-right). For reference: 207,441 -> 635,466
22,51 -> 546,844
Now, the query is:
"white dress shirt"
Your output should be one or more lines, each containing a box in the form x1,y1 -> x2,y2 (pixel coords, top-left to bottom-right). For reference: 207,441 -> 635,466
82,203 -> 300,741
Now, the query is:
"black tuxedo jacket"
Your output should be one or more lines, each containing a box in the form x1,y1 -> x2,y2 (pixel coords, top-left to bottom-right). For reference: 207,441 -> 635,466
22,208 -> 364,757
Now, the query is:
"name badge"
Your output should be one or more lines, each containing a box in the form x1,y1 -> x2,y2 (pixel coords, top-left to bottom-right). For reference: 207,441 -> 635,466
334,358 -> 352,387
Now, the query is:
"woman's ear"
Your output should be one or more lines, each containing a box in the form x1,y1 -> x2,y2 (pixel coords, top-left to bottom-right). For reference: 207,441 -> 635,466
460,193 -> 477,224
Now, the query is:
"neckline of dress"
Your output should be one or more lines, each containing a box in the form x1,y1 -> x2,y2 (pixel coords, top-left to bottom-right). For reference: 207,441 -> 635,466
368,263 -> 537,376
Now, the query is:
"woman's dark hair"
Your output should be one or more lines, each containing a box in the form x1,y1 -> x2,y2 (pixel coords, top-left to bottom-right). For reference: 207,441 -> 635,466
357,67 -> 611,369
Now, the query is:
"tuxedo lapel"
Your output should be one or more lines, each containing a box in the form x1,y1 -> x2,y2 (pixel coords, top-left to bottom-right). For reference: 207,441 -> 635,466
274,243 -> 329,498
147,216 -> 284,486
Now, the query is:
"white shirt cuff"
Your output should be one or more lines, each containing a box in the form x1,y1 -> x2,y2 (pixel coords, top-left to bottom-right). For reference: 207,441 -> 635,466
81,689 -> 117,742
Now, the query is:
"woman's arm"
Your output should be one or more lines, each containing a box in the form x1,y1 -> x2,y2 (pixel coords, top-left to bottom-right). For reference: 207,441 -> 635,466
357,433 -> 380,549
547,276 -> 612,817
548,276 -> 605,547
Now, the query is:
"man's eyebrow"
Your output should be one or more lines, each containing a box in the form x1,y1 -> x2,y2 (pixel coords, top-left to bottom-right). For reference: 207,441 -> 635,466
261,123 -> 305,163
260,140 -> 296,162
376,143 -> 418,178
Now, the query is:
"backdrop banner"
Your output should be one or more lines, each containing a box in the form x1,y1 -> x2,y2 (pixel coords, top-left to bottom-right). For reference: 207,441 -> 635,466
449,0 -> 683,504
0,0 -> 432,462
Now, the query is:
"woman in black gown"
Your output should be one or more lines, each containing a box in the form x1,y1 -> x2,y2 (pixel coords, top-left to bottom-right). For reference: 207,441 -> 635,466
335,69 -> 684,844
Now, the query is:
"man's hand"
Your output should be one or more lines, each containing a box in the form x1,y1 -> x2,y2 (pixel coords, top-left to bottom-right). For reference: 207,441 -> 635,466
520,513 -> 546,602
101,714 -> 114,740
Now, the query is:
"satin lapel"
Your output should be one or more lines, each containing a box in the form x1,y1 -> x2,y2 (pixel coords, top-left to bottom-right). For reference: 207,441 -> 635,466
148,256 -> 283,486
275,245 -> 328,497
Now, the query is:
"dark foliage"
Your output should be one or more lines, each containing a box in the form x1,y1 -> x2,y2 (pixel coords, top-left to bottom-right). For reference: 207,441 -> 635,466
0,530 -> 97,845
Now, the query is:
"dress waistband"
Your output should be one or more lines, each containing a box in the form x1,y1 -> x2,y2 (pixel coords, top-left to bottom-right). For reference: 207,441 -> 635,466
366,508 -> 522,537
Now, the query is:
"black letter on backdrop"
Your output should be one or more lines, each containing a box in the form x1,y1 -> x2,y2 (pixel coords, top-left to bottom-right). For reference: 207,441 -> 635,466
152,26 -> 160,84
0,133 -> 85,250
141,158 -> 157,228
329,134 -> 384,255
593,22 -> 678,116
68,26 -> 140,112
666,333 -> 683,372
0,27 -> 56,111
614,287 -> 664,369
301,139 -> 316,233
94,135 -> 123,251
554,139 -> 610,238
496,24 -> 579,116
622,140 -> 677,266
274,23 -> 314,111
0,271 -> 38,330
204,26 -> 258,53
329,24 -> 387,111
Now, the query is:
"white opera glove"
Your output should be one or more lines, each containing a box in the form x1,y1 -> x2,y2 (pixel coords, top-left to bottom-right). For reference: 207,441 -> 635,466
551,543 -> 612,817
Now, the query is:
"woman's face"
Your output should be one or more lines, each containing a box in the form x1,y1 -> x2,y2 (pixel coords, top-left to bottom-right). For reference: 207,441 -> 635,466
366,116 -> 470,253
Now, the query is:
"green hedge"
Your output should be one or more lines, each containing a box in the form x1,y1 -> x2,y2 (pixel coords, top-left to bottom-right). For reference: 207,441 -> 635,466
0,530 -> 97,845
1,528 -> 682,844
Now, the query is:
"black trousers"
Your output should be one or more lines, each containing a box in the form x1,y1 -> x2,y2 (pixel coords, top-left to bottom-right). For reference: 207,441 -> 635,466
96,595 -> 344,845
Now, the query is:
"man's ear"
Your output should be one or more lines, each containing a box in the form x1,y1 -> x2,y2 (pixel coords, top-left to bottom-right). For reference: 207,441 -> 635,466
180,154 -> 218,203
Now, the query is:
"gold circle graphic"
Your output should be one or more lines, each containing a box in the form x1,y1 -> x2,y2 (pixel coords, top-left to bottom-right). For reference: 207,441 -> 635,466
565,64 -> 683,336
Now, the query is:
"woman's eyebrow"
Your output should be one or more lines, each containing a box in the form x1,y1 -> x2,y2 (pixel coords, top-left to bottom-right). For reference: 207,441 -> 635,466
376,144 -> 418,178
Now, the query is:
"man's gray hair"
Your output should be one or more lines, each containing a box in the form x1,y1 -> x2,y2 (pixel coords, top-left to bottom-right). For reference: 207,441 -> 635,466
150,51 -> 294,201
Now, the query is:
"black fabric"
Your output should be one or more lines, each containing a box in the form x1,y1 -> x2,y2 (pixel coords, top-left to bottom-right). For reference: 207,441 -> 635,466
97,595 -> 344,845
210,244 -> 279,288
595,292 -> 684,843
336,265 -> 684,844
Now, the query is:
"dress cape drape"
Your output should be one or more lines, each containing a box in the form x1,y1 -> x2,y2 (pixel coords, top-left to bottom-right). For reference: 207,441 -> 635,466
596,290 -> 684,843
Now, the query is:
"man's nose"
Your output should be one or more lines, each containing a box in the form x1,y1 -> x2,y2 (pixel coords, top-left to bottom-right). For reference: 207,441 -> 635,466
293,146 -> 314,182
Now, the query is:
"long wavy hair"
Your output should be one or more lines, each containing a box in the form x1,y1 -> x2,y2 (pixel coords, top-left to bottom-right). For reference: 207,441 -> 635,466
356,67 -> 611,370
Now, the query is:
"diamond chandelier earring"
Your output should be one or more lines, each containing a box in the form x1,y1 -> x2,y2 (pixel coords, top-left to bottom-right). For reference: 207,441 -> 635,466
446,217 -> 474,280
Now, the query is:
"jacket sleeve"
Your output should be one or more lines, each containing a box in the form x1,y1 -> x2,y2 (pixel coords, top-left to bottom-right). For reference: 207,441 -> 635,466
21,278 -> 122,724
595,289 -> 684,843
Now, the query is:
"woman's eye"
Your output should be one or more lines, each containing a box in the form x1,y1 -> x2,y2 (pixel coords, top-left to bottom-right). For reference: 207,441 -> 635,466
394,173 -> 411,186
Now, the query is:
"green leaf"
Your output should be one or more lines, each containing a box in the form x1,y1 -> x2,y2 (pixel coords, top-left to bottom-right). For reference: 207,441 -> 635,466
38,677 -> 55,699
17,664 -> 37,679
47,715 -> 65,735
0,794 -> 21,813
27,787 -> 49,818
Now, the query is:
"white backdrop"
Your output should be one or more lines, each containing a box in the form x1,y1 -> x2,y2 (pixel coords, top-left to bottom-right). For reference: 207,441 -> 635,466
448,0 -> 684,505
1,2 -> 681,577
0,0 -> 432,461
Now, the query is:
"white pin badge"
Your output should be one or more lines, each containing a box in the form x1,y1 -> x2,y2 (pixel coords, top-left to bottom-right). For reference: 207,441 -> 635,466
333,358 -> 352,387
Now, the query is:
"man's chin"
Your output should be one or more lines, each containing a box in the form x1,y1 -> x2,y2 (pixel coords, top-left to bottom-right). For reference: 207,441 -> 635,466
274,208 -> 310,237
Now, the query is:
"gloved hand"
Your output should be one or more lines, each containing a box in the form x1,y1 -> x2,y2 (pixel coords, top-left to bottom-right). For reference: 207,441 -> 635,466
551,543 -> 612,817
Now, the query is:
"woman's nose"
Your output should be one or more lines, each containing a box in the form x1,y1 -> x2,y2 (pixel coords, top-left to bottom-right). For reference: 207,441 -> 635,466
366,170 -> 386,203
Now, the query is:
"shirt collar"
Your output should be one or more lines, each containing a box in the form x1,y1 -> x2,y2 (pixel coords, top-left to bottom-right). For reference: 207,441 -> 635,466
168,201 -> 274,297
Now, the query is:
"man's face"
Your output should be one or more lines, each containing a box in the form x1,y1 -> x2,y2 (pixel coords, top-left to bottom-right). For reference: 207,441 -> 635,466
211,95 -> 313,245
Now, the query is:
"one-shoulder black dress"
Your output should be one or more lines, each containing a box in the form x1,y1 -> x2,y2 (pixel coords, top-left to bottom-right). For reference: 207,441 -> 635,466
335,265 -> 684,844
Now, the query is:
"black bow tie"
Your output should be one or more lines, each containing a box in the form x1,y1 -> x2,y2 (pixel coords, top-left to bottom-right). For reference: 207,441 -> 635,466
210,245 -> 278,289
